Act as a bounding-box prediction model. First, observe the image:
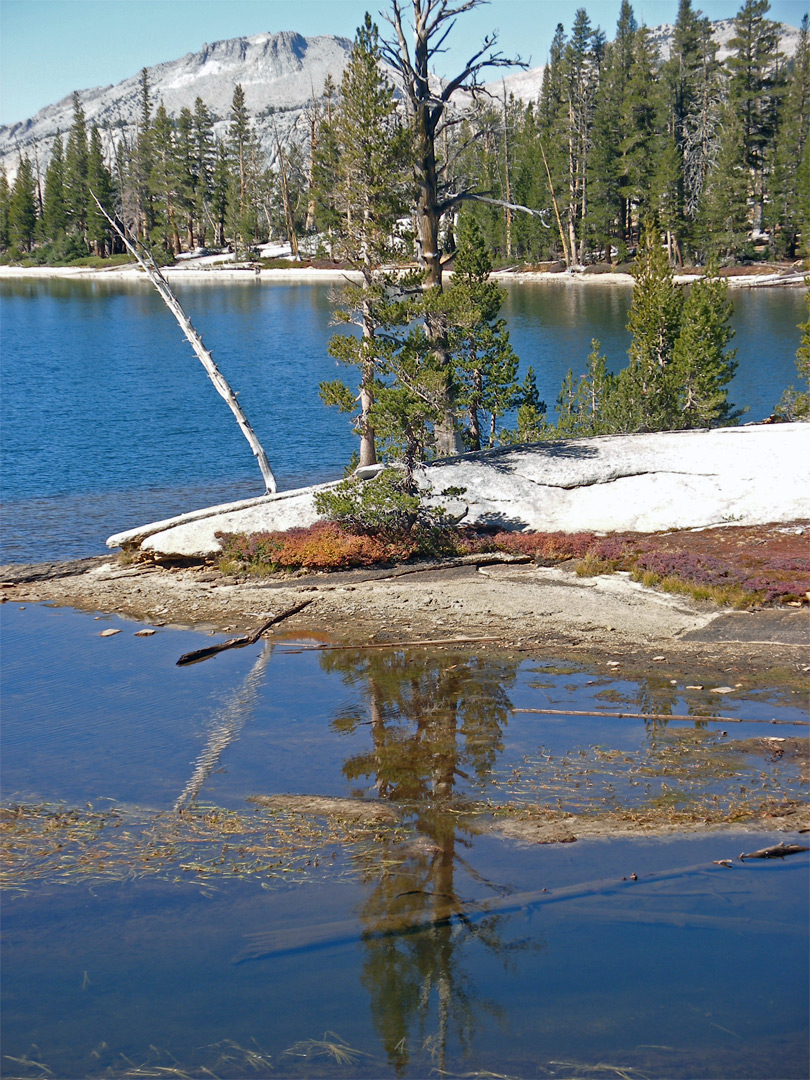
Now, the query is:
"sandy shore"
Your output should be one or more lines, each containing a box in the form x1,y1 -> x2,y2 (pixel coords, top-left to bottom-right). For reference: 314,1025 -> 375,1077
3,553 -> 808,692
1,262 -> 806,287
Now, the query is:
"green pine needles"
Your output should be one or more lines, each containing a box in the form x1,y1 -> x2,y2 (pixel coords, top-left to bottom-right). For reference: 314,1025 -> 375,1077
554,224 -> 741,436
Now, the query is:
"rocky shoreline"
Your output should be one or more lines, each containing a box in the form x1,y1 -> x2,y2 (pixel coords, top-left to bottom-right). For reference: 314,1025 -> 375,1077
3,548 -> 808,841
3,546 -> 808,689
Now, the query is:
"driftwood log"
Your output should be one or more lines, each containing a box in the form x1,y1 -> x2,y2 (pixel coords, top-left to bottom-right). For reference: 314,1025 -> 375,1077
176,599 -> 313,666
514,707 -> 810,727
739,840 -> 809,860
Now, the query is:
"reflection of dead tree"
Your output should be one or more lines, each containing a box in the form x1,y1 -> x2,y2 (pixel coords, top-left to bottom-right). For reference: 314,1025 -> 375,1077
90,192 -> 277,493
174,640 -> 273,811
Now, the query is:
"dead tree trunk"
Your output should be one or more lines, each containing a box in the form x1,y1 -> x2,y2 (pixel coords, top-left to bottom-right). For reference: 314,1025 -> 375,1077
274,125 -> 300,261
92,193 -> 277,493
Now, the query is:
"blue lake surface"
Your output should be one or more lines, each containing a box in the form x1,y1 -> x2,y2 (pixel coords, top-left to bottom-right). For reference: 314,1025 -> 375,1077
1,604 -> 808,1079
1,279 -> 808,1079
0,277 -> 806,563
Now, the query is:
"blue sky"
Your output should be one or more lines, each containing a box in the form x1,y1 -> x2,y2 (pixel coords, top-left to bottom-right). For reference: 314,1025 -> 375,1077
0,0 -> 806,126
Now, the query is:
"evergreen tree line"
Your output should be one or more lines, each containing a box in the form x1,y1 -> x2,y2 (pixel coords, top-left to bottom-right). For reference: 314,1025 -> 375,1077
0,72 -> 312,263
313,8 -> 794,484
1,0 -> 807,268
1,0 -> 806,479
458,0 -> 809,266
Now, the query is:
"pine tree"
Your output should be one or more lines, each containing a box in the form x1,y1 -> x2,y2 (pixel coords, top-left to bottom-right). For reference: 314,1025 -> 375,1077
671,266 -> 739,426
624,222 -> 684,428
191,97 -> 216,247
381,0 -> 519,456
133,69 -> 154,240
551,229 -> 739,436
319,14 -> 411,467
149,102 -> 181,255
555,339 -> 619,436
0,168 -> 11,249
559,8 -> 602,265
509,365 -> 549,442
175,107 -> 197,250
211,140 -> 230,248
726,0 -> 783,233
227,84 -> 260,253
64,92 -> 89,246
42,130 -> 67,243
658,0 -> 720,261
767,14 -> 810,257
587,2 -> 660,258
509,104 -> 550,261
536,23 -> 570,263
86,125 -> 114,256
444,216 -> 520,450
681,17 -> 722,227
311,74 -> 342,249
8,156 -> 37,252
587,1 -> 636,258
697,100 -> 750,258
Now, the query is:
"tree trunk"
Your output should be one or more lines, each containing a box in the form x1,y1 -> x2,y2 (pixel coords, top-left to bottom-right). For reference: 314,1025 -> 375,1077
502,84 -> 513,260
92,194 -> 277,493
275,128 -> 300,260
359,291 -> 377,468
305,111 -> 318,233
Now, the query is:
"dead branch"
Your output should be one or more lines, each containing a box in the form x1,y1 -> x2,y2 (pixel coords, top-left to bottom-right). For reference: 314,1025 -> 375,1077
233,856 -> 751,962
441,191 -> 550,223
513,707 -> 809,727
283,635 -> 499,653
739,841 -> 809,860
176,599 -> 313,665
90,192 -> 278,493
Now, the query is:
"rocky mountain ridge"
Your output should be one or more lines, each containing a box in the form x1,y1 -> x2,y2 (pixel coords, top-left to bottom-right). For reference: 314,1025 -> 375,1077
0,19 -> 801,179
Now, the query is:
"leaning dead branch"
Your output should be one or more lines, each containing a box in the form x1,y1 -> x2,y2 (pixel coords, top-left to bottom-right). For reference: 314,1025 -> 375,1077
234,855 -> 761,962
90,192 -> 277,493
176,599 -> 313,665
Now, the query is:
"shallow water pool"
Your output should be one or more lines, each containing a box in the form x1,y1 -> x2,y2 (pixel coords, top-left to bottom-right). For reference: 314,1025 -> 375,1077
1,604 -> 808,1079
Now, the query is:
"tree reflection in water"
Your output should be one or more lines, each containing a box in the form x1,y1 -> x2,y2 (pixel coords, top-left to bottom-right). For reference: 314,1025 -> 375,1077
321,647 -> 529,1074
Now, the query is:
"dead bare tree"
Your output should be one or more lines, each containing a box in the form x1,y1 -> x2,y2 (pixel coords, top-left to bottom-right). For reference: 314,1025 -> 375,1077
91,193 -> 277,493
273,121 -> 300,261
380,0 -> 524,454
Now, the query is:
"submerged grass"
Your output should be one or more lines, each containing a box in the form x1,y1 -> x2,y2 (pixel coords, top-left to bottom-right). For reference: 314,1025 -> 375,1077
0,802 -> 409,895
3,725 -> 807,895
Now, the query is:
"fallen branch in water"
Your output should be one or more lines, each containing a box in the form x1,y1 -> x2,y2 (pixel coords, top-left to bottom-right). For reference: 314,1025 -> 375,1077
281,635 -> 499,653
233,854 -> 778,963
513,707 -> 809,727
176,599 -> 313,665
739,840 -> 809,860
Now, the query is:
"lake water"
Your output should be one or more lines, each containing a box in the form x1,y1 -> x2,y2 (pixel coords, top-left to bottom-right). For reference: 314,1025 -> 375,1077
0,277 -> 806,564
2,603 -> 808,1079
2,279 -> 808,1079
